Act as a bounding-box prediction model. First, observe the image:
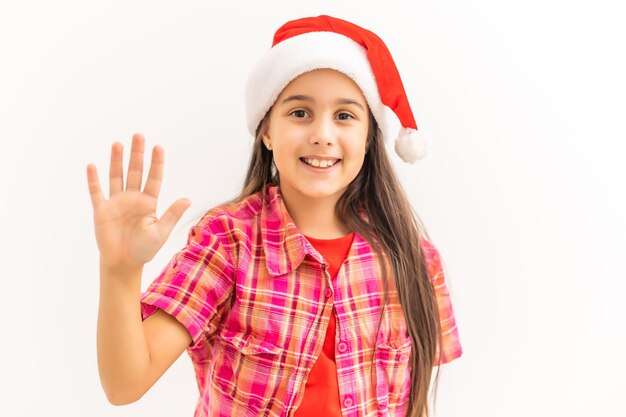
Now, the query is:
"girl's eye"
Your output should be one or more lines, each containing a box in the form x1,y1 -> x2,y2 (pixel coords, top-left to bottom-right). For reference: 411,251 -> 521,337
289,110 -> 355,120
290,109 -> 308,118
337,112 -> 355,120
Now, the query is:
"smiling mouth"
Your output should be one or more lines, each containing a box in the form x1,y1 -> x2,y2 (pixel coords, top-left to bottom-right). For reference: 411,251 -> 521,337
300,158 -> 341,169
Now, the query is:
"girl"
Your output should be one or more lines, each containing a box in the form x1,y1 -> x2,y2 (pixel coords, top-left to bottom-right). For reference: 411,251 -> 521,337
87,15 -> 462,417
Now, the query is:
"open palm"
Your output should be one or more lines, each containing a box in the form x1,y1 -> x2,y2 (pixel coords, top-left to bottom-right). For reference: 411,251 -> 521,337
86,133 -> 191,272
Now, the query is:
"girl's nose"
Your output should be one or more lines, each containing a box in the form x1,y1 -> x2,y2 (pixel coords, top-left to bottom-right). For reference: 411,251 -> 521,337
310,116 -> 337,146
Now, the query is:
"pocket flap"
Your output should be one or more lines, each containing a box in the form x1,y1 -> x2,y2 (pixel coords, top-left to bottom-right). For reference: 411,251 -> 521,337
220,330 -> 284,355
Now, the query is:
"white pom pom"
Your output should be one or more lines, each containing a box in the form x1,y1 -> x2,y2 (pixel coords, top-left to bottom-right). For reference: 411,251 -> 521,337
394,127 -> 427,164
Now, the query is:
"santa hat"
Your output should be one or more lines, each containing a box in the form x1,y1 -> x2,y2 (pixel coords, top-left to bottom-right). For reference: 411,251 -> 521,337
244,14 -> 427,164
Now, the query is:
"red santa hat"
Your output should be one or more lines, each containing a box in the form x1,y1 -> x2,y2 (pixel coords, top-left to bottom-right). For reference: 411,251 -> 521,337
244,14 -> 427,164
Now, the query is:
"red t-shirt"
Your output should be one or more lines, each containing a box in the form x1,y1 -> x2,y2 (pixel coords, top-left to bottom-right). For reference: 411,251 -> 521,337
294,231 -> 355,417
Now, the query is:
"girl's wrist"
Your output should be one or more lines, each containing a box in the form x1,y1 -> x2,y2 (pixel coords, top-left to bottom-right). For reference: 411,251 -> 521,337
99,260 -> 144,282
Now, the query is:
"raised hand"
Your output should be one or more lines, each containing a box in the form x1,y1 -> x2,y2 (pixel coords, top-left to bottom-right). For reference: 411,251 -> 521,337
86,133 -> 191,274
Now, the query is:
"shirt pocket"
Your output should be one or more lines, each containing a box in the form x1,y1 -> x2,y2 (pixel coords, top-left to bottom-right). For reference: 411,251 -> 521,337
213,329 -> 285,414
374,336 -> 412,411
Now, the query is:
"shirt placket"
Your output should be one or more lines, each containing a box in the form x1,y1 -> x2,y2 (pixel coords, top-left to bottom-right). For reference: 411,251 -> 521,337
288,252 -> 338,416
331,265 -> 359,416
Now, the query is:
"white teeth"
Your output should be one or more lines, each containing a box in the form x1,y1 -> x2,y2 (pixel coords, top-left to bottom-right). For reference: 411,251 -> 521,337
303,158 -> 338,168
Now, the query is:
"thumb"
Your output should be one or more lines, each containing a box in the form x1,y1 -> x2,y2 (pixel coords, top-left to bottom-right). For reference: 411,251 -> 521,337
157,198 -> 192,241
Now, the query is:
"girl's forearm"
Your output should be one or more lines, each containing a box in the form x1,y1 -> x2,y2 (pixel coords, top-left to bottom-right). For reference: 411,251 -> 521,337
96,263 -> 151,405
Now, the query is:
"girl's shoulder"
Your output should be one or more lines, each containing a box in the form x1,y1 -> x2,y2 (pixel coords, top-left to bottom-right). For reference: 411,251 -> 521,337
418,234 -> 438,255
418,234 -> 446,283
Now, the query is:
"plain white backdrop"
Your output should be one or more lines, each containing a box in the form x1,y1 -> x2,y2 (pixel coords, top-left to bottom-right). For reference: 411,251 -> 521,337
1,1 -> 624,416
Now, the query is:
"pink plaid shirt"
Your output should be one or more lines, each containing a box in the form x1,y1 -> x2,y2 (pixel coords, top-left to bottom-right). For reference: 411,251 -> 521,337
140,183 -> 462,417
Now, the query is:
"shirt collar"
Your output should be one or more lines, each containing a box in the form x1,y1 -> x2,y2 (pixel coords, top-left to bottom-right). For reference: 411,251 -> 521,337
260,183 -> 328,276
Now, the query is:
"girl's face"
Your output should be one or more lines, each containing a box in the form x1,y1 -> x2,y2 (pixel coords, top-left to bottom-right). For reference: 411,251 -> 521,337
262,68 -> 369,204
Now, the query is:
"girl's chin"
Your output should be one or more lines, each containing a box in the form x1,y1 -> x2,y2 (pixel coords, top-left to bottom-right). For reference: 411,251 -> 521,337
290,182 -> 352,200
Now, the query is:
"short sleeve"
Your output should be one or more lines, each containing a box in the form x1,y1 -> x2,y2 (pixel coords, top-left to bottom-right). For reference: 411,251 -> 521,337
421,237 -> 463,366
140,214 -> 236,348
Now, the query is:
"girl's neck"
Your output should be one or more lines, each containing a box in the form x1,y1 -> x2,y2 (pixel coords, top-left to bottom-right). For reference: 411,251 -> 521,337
278,184 -> 352,239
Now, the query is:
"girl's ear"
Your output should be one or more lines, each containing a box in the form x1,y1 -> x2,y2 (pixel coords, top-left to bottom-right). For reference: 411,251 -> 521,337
262,133 -> 272,150
258,111 -> 273,150
260,117 -> 272,150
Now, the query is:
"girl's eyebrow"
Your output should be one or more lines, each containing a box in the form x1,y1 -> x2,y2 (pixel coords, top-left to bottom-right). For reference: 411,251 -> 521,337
279,94 -> 365,111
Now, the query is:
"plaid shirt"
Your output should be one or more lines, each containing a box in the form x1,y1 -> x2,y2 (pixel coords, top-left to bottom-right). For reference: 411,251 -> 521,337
140,184 -> 462,417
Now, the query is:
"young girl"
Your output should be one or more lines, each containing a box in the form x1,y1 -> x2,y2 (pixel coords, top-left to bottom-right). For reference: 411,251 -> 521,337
87,15 -> 462,417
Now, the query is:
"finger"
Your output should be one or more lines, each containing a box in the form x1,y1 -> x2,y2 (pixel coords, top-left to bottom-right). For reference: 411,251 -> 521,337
126,132 -> 145,192
86,164 -> 105,209
143,145 -> 164,199
157,198 -> 192,241
109,142 -> 124,197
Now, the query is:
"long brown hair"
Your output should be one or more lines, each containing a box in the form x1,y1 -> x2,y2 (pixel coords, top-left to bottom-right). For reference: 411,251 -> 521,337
205,107 -> 445,417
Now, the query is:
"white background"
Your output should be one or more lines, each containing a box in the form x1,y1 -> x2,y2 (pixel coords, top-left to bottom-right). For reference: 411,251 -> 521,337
1,1 -> 624,416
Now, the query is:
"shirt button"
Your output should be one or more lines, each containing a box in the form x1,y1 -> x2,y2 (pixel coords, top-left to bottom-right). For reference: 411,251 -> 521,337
324,288 -> 333,298
337,341 -> 348,353
343,396 -> 354,407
